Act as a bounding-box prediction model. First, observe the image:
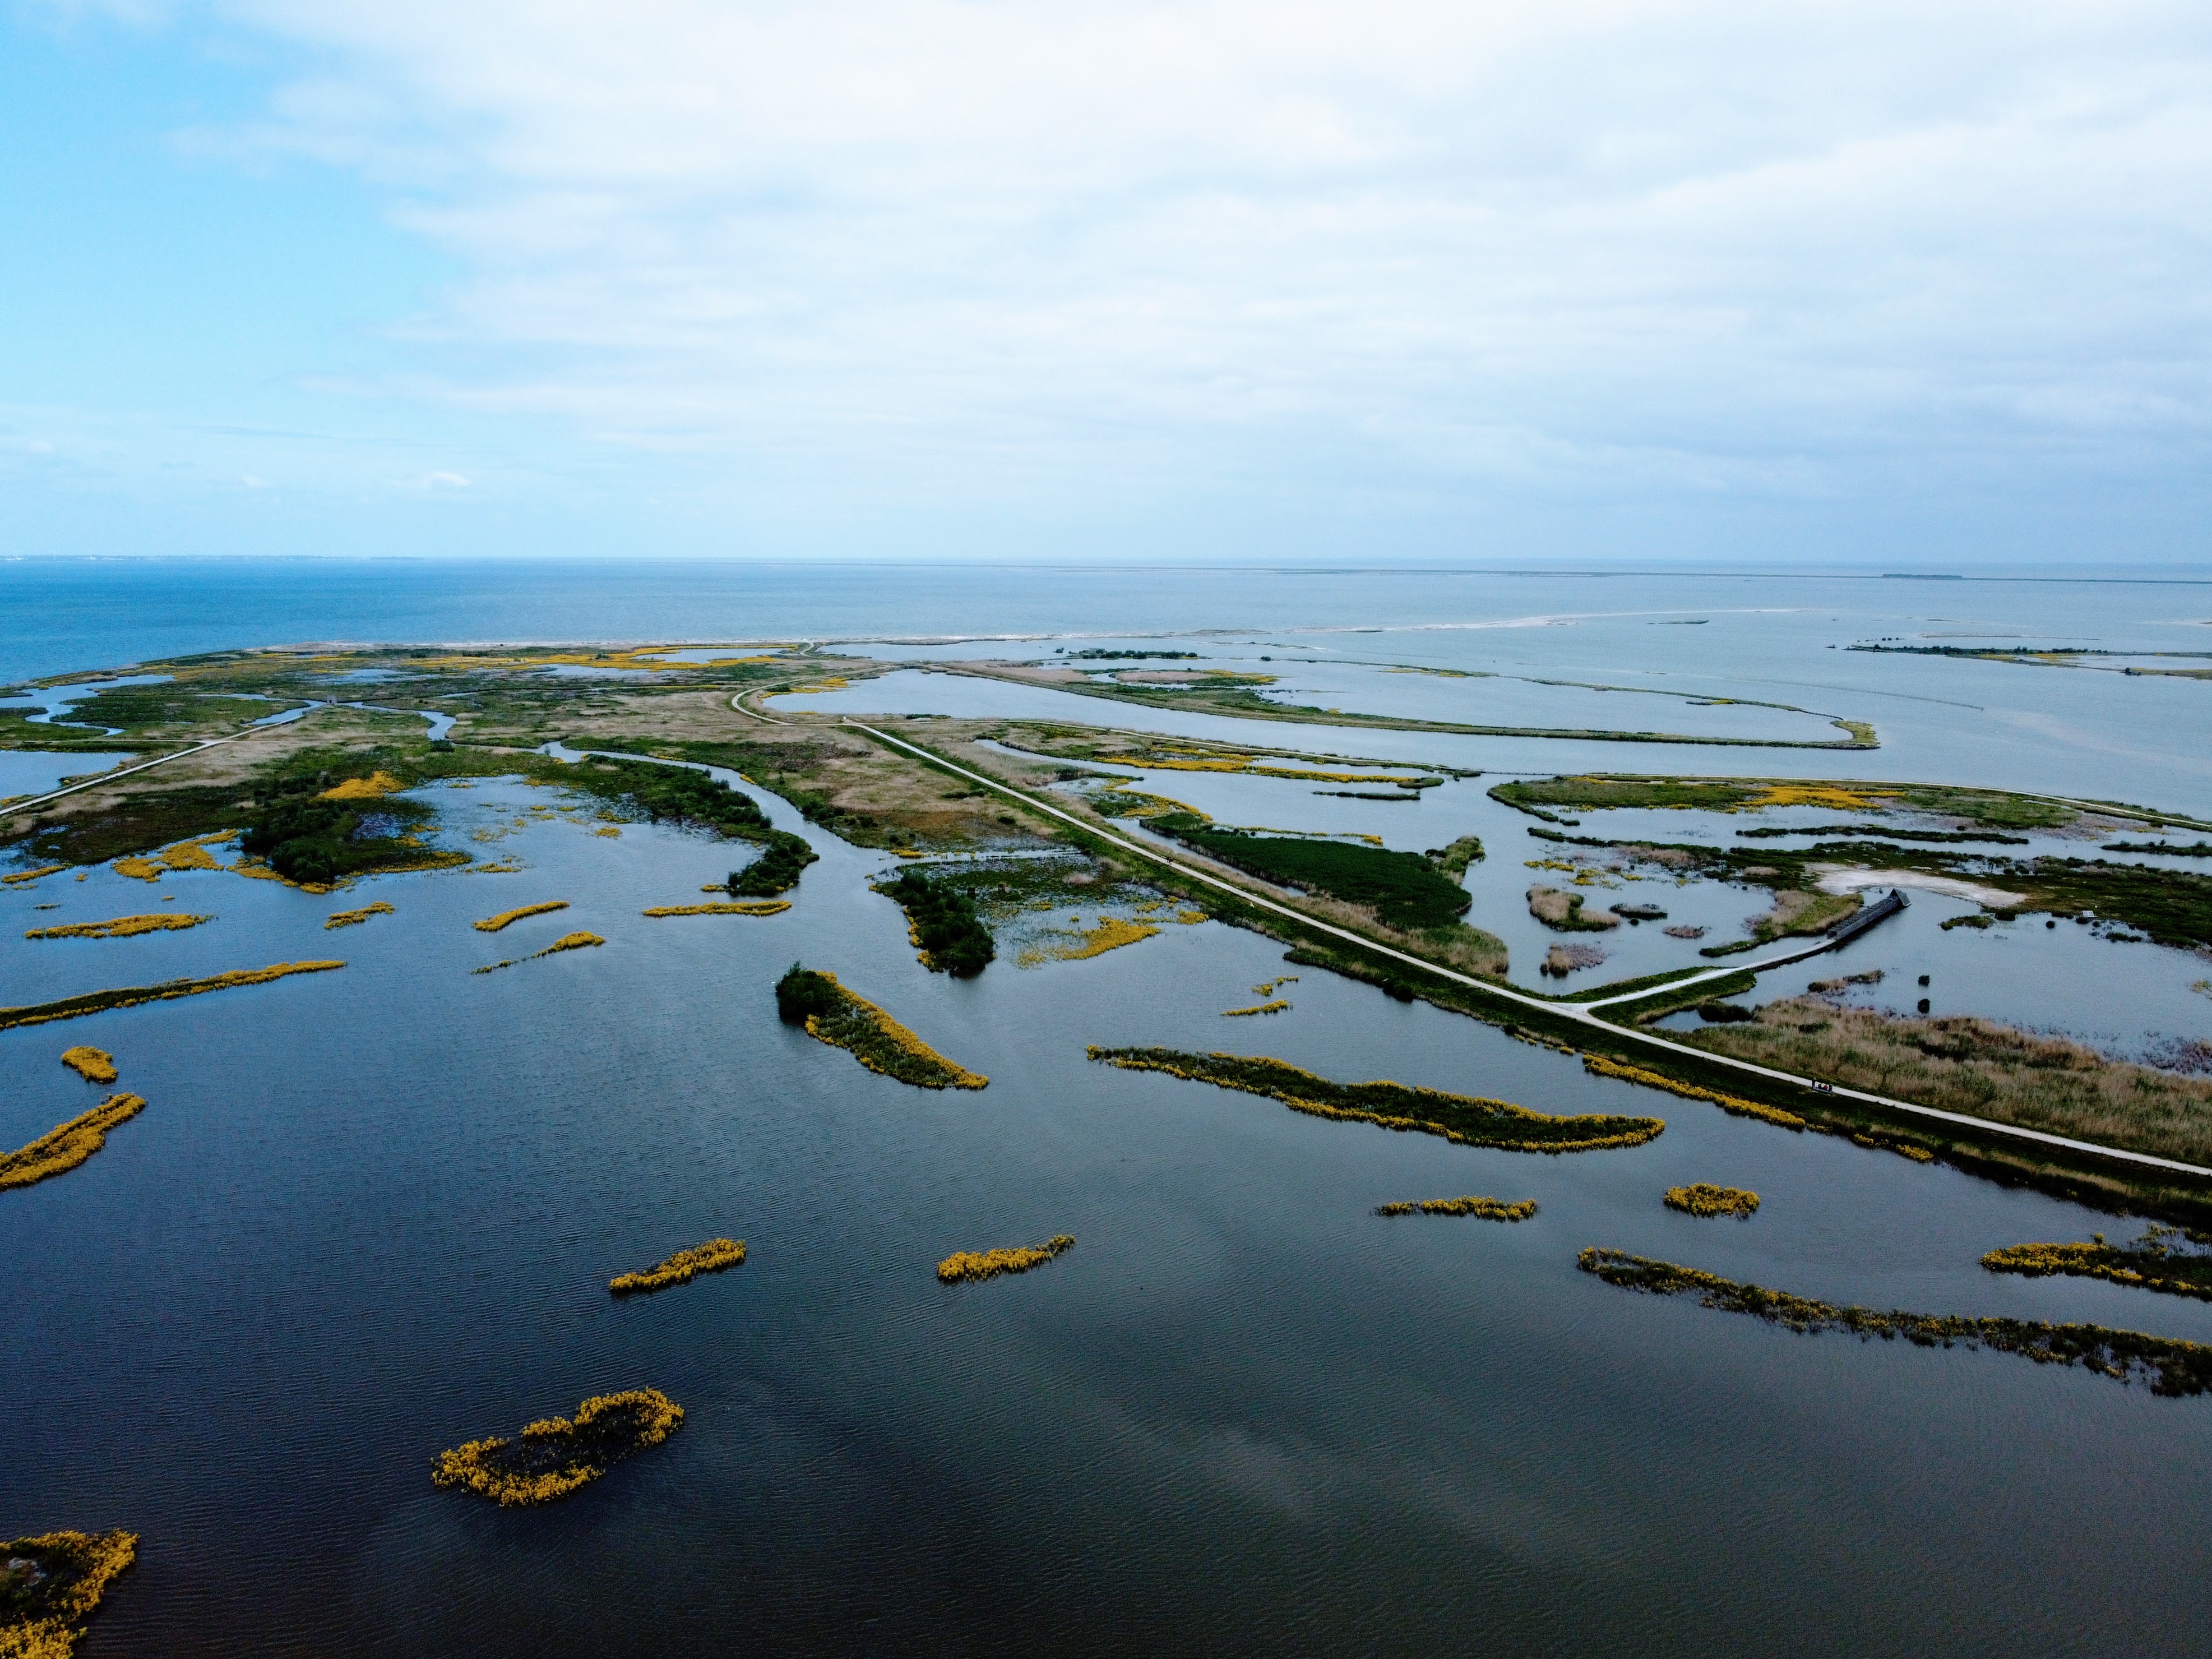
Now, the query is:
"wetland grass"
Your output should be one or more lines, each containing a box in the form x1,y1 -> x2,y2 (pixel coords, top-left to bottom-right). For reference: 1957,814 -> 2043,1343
432,1389 -> 684,1506
472,932 -> 604,974
2,866 -> 67,888
25,913 -> 211,940
1089,1047 -> 1663,1152
1578,1248 -> 2212,1395
1983,1230 -> 2212,1301
937,1235 -> 1074,1282
1375,1195 -> 1537,1220
0,1528 -> 137,1658
1014,916 -> 1161,967
0,961 -> 344,1032
1665,1184 -> 1761,1219
609,1238 -> 747,1295
0,1094 -> 146,1191
1221,999 -> 1290,1016
58,1047 -> 115,1084
325,901 -> 395,929
642,900 -> 791,917
1581,1053 -> 1809,1131
1148,815 -> 1472,931
473,900 -> 569,932
1684,997 -> 2212,1166
776,966 -> 988,1089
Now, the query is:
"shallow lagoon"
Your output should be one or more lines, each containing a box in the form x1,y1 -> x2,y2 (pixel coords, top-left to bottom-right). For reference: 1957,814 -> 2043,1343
7,768 -> 2212,1655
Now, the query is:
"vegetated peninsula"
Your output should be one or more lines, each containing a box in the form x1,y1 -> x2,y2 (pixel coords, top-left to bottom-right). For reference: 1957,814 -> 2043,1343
432,1389 -> 686,1506
776,966 -> 988,1089
1090,1047 -> 1663,1152
0,1528 -> 137,1658
1579,1248 -> 2212,1395
0,1094 -> 146,1191
874,868 -> 995,974
1983,1228 -> 2212,1300
1683,997 -> 2212,1167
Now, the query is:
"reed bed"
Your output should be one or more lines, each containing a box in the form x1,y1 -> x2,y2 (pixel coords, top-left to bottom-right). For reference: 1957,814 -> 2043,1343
1983,1231 -> 2212,1301
1579,1248 -> 2212,1395
25,913 -> 211,941
0,1528 -> 137,1657
1665,1184 -> 1761,1219
1014,916 -> 1160,967
2,865 -> 66,888
473,900 -> 570,932
0,1095 -> 146,1191
1090,1047 -> 1663,1153
642,901 -> 790,917
0,961 -> 344,1032
432,1389 -> 685,1506
1581,1054 -> 1809,1131
112,833 -> 233,882
1375,1196 -> 1537,1221
472,932 -> 604,974
1221,1000 -> 1289,1017
1685,997 -> 2212,1166
325,901 -> 395,930
938,1235 -> 1075,1283
59,1047 -> 115,1084
609,1239 -> 747,1295
776,967 -> 987,1090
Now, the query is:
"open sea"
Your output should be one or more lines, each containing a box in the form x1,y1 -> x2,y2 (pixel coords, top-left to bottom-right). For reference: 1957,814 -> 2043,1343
4,558 -> 2212,1656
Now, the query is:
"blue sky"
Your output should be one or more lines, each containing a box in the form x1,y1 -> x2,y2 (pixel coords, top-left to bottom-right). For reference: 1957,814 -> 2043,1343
3,1 -> 2208,564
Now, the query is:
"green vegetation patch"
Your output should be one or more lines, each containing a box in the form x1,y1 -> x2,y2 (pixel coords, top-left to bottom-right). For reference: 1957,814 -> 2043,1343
1494,777 -> 1757,815
238,781 -> 450,886
1089,1046 -> 1664,1153
1426,836 -> 1484,879
776,965 -> 988,1090
1686,996 -> 2212,1167
1982,1228 -> 2212,1301
551,754 -> 819,894
1,1528 -> 137,1653
1579,1247 -> 2212,1395
1150,816 -> 1471,932
875,868 -> 996,976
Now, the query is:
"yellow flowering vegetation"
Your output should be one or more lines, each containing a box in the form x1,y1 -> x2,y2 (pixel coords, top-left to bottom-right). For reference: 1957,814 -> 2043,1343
0,1529 -> 137,1659
609,1239 -> 747,1295
1581,1054 -> 1808,1131
432,1389 -> 686,1506
779,968 -> 988,1090
1014,916 -> 1160,967
937,1235 -> 1075,1283
318,770 -> 407,801
641,901 -> 791,917
0,1095 -> 146,1192
2,866 -> 66,888
59,1048 -> 116,1084
112,833 -> 232,882
325,901 -> 395,930
1851,1133 -> 1937,1162
1982,1230 -> 2212,1301
1221,1000 -> 1289,1017
473,900 -> 570,932
1091,1047 -> 1664,1153
1744,784 -> 1899,812
25,913 -> 211,941
472,932 -> 605,974
0,960 -> 345,1032
1375,1195 -> 1538,1221
1665,1184 -> 1761,1219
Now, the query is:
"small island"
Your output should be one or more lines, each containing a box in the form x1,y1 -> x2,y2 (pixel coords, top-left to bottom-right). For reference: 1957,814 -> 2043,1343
1664,1184 -> 1761,1219
776,966 -> 988,1089
938,1235 -> 1075,1282
610,1238 -> 748,1295
0,1528 -> 137,1657
432,1389 -> 686,1506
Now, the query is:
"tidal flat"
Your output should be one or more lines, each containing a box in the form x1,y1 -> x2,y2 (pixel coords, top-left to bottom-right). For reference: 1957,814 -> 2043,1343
4,587 -> 2212,1656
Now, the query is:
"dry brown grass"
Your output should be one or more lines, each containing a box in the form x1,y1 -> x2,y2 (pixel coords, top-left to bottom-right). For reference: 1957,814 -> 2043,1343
1686,996 -> 2212,1166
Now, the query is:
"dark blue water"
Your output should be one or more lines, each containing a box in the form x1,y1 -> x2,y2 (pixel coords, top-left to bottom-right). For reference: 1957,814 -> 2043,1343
6,768 -> 2212,1656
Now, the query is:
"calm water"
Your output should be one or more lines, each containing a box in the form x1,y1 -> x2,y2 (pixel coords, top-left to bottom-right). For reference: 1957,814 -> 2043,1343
6,562 -> 2212,1655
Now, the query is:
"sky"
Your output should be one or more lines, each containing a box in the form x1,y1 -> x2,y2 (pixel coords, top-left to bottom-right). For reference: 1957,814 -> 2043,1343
2,1 -> 2208,565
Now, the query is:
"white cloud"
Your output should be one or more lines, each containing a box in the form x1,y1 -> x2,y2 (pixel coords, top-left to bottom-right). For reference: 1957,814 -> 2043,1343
110,1 -> 2212,537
